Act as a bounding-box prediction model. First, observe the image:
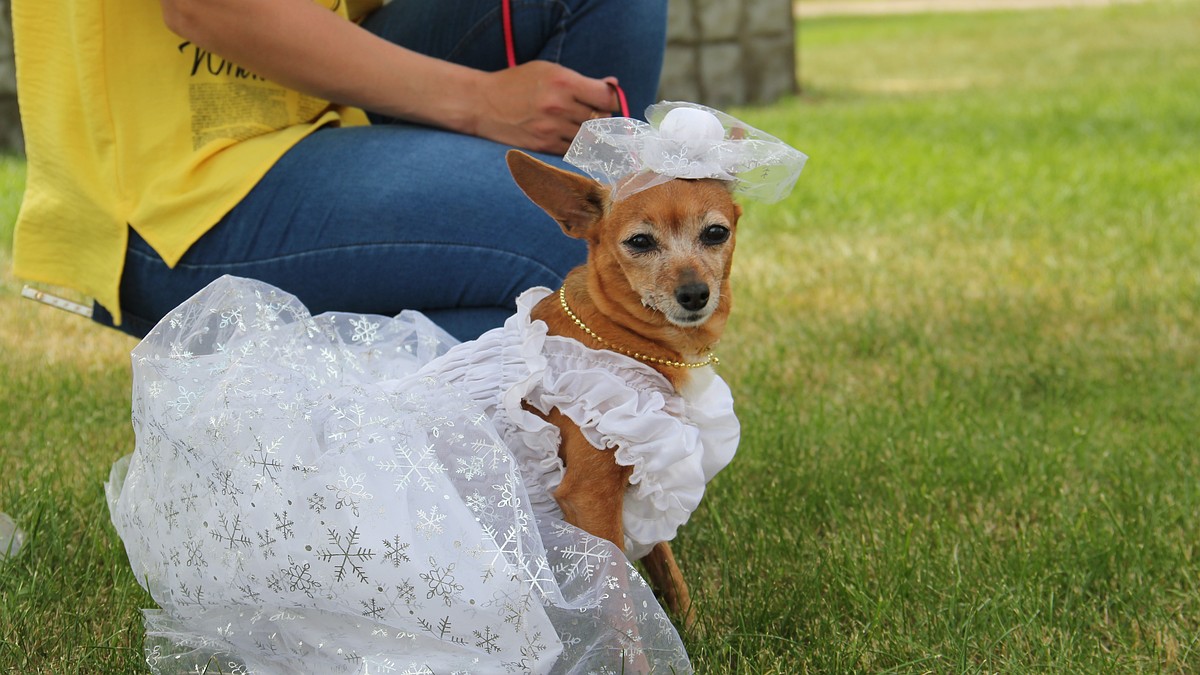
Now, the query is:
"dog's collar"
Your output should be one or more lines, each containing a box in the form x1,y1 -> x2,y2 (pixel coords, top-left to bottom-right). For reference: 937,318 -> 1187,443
557,286 -> 719,369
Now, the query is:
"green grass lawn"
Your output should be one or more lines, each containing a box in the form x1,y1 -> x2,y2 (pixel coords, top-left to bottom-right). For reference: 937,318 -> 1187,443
3,1 -> 1200,672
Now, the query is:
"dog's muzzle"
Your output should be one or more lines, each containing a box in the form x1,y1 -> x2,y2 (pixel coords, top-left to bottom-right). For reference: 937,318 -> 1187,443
674,283 -> 710,312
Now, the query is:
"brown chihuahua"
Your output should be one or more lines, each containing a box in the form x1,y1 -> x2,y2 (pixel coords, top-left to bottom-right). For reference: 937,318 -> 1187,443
506,150 -> 742,628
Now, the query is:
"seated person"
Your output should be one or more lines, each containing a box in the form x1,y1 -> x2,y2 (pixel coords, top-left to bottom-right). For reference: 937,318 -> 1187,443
10,0 -> 668,340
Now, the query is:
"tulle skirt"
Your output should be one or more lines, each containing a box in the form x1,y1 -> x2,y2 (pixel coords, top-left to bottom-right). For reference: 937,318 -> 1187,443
106,276 -> 691,674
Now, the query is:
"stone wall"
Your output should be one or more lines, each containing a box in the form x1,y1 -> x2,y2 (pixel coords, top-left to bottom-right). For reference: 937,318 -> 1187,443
0,0 -> 19,155
659,0 -> 797,109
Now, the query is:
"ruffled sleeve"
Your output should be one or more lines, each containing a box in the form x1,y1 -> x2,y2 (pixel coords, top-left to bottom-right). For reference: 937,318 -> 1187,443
530,345 -> 734,557
428,288 -> 740,561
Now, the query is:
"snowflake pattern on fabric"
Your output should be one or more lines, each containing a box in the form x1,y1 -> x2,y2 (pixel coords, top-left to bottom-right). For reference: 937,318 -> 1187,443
107,276 -> 715,674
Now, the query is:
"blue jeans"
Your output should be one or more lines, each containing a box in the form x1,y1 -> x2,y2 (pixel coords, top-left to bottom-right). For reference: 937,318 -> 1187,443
95,0 -> 667,341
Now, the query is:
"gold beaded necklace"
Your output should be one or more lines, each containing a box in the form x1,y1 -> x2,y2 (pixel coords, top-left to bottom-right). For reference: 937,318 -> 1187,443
557,286 -> 719,369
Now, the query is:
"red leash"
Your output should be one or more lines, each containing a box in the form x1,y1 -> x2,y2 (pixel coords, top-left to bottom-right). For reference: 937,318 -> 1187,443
500,0 -> 630,118
609,82 -> 630,118
501,0 -> 518,69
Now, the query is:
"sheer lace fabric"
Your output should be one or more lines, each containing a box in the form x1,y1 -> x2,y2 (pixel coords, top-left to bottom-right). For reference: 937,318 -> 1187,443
564,101 -> 808,203
107,276 -> 737,674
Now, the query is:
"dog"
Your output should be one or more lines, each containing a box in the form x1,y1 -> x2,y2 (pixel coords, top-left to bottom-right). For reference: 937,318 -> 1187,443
506,149 -> 742,629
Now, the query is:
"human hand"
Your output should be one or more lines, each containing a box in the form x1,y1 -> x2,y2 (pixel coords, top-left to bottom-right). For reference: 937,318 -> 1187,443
472,61 -> 621,155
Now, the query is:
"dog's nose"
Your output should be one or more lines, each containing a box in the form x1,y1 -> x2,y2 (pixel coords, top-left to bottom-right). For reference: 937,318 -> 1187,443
675,283 -> 710,311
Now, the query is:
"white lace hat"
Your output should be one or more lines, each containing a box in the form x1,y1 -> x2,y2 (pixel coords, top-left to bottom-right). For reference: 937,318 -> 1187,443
564,101 -> 808,202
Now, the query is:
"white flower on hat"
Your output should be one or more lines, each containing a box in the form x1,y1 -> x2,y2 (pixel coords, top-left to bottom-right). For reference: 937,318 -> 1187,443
564,101 -> 807,202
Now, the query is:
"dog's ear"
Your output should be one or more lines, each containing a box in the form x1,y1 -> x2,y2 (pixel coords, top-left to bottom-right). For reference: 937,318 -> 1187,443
506,150 -> 607,239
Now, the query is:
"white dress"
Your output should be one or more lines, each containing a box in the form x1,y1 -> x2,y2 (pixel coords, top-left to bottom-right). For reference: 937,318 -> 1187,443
106,275 -> 739,674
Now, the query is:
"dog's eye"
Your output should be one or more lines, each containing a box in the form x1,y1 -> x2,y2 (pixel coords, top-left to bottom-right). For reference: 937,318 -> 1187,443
624,234 -> 657,253
701,225 -> 731,246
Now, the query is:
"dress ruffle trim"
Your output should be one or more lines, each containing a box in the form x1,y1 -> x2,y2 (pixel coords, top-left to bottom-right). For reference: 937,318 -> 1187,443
425,288 -> 740,560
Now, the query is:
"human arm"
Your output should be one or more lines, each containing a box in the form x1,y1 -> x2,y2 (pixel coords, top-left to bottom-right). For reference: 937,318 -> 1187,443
159,0 -> 620,153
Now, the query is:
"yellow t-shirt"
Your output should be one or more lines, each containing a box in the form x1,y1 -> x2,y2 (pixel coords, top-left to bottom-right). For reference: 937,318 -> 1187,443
11,0 -> 378,324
